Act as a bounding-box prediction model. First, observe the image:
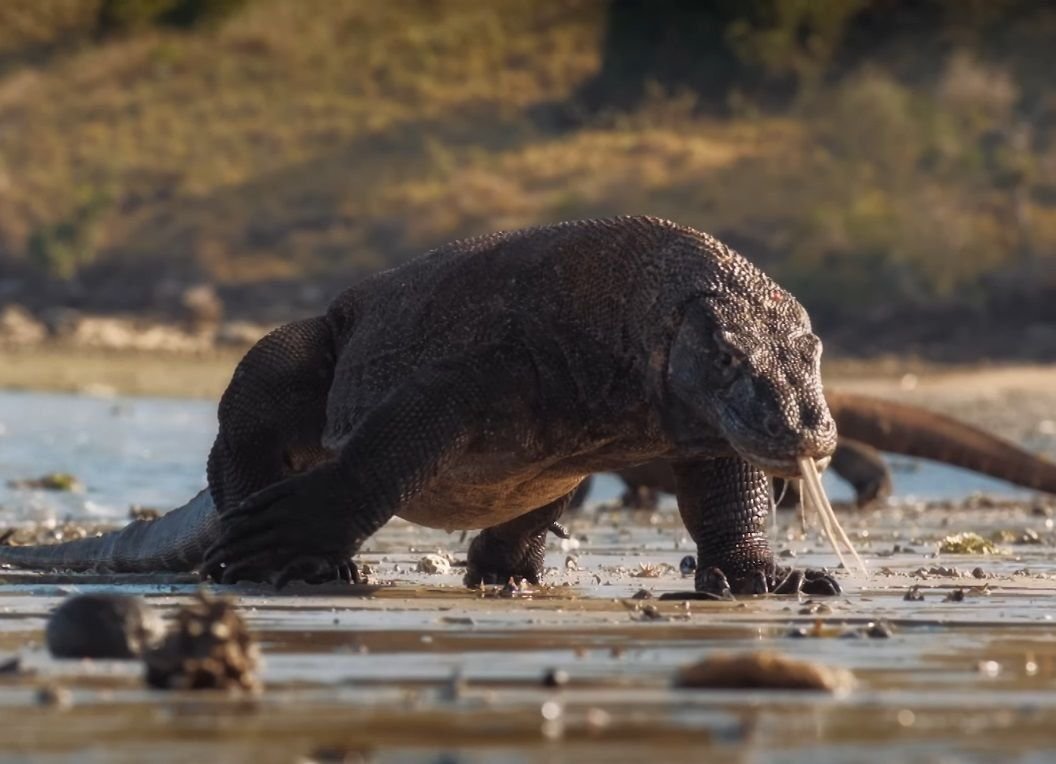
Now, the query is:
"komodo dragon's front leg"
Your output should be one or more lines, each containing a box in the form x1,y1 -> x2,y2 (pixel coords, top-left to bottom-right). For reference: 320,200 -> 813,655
463,490 -> 577,587
200,347 -> 528,587
674,457 -> 840,596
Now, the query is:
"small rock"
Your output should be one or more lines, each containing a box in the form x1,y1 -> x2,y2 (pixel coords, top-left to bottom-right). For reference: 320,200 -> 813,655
416,554 -> 451,575
128,505 -> 161,521
864,621 -> 893,638
675,651 -> 854,693
943,589 -> 966,602
36,684 -> 72,709
542,668 -> 569,688
0,305 -> 47,345
971,567 -> 988,579
679,555 -> 697,575
631,589 -> 654,600
798,601 -> 832,616
47,594 -> 164,659
904,586 -> 925,602
639,604 -> 665,621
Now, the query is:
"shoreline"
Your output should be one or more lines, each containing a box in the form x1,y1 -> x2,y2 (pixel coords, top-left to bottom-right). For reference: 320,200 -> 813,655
0,345 -> 245,400
2,343 -> 1055,402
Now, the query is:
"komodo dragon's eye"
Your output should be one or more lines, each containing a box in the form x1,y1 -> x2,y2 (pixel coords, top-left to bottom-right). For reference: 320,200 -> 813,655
711,331 -> 743,374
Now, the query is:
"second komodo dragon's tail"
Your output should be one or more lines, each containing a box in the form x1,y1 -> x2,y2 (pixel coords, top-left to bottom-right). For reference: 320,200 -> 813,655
827,391 -> 1056,494
0,489 -> 218,573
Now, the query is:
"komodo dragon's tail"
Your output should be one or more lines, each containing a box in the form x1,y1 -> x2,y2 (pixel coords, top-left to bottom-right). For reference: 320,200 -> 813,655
827,390 -> 1056,494
0,489 -> 218,573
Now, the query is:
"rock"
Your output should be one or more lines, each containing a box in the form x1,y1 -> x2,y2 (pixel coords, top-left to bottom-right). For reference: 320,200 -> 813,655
144,591 -> 259,691
542,668 -> 570,688
61,315 -> 213,353
180,284 -> 223,329
0,305 -> 46,345
35,684 -> 72,709
675,651 -> 854,693
215,321 -> 272,347
46,594 -> 164,660
416,554 -> 452,575
128,505 -> 161,521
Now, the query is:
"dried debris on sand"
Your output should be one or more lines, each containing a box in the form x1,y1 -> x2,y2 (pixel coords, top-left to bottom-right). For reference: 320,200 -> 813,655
144,591 -> 260,692
675,651 -> 855,693
6,473 -> 83,492
939,533 -> 998,555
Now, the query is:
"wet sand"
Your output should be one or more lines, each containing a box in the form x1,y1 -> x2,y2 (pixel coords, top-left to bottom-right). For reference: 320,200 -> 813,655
3,498 -> 1056,762
2,357 -> 1055,760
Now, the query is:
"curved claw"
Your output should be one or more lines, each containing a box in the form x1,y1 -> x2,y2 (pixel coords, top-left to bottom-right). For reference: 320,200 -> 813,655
737,570 -> 769,595
695,566 -> 733,598
273,555 -> 348,589
800,573 -> 842,596
772,568 -> 805,595
688,564 -> 841,598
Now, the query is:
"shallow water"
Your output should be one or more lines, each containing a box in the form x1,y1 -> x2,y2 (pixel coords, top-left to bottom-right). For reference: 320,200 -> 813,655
0,390 -> 1039,524
1,390 -> 1056,762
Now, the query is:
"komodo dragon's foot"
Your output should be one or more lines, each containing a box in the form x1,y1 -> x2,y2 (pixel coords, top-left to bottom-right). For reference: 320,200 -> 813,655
203,553 -> 363,588
200,466 -> 364,587
692,565 -> 841,597
463,529 -> 547,588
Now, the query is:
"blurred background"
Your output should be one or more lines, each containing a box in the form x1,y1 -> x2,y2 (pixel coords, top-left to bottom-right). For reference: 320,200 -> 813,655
0,0 -> 1054,362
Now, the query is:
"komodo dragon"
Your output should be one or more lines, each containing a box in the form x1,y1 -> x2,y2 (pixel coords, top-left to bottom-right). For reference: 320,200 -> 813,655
578,390 -> 1056,510
0,216 -> 841,596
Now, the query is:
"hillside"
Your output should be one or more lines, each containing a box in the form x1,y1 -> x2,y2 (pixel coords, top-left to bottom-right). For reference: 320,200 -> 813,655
0,0 -> 1054,358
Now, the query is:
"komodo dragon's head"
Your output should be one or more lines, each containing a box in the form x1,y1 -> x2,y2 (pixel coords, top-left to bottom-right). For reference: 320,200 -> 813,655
661,253 -> 836,478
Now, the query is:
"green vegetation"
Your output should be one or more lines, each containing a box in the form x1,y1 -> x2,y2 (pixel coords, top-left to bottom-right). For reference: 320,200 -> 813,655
0,0 -> 1053,342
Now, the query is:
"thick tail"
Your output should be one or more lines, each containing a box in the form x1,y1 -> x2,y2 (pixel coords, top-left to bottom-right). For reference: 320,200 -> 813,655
827,390 -> 1056,494
0,489 -> 219,573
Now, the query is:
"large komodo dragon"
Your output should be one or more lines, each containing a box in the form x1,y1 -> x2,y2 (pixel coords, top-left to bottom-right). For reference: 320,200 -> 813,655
1,216 -> 846,596
580,390 -> 1056,510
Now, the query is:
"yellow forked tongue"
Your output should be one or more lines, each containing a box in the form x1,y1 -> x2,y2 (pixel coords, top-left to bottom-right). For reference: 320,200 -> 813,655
796,456 -> 868,576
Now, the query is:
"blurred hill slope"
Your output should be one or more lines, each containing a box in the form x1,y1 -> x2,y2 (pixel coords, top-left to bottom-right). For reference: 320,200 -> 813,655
0,0 -> 1054,357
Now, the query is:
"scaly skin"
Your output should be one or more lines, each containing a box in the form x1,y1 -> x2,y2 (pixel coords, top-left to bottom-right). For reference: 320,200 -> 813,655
0,216 -> 839,596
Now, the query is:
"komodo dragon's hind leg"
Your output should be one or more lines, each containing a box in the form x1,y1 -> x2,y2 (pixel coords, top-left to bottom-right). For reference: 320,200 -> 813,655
463,489 -> 578,588
673,457 -> 841,596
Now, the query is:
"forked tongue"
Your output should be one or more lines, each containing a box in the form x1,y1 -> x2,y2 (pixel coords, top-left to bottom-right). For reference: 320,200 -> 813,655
796,456 -> 868,576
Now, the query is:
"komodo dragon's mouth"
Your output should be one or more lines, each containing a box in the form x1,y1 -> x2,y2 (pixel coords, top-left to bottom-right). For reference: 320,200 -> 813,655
745,453 -> 832,479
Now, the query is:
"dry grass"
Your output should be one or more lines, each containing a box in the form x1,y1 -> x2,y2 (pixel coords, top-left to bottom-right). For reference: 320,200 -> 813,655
0,345 -> 240,398
0,0 -> 1053,322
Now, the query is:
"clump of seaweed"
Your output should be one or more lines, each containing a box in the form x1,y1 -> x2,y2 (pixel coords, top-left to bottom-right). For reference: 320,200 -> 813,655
7,473 -> 82,492
144,591 -> 259,692
938,532 -> 998,555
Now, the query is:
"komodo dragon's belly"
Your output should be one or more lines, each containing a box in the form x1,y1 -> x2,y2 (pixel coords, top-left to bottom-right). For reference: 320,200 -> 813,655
395,461 -> 586,531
